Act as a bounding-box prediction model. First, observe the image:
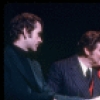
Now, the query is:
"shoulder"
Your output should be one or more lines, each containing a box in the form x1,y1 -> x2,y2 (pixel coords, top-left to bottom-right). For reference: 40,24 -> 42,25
49,55 -> 78,73
4,45 -> 14,56
52,55 -> 78,67
4,45 -> 10,54
4,45 -> 12,59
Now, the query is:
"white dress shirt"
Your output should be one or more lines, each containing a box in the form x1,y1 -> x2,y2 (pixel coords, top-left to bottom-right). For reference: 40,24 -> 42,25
78,58 -> 92,77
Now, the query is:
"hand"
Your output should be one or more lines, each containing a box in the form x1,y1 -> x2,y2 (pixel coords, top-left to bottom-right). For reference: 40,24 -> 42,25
91,96 -> 100,100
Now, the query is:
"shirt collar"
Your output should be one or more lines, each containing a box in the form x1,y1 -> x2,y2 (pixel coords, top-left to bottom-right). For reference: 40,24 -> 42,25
78,58 -> 92,76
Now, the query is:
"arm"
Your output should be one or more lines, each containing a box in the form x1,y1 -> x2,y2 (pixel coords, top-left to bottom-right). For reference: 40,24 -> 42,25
54,95 -> 100,100
47,63 -> 63,93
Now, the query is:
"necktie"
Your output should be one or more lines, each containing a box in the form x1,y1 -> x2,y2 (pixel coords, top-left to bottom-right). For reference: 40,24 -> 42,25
89,69 -> 100,96
89,78 -> 94,96
97,69 -> 100,78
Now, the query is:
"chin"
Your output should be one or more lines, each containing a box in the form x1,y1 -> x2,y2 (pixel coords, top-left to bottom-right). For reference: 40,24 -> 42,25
98,65 -> 100,67
94,65 -> 100,68
33,48 -> 37,52
28,48 -> 37,52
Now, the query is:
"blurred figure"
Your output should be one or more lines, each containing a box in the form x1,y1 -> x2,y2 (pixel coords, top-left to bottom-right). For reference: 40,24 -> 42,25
47,31 -> 100,99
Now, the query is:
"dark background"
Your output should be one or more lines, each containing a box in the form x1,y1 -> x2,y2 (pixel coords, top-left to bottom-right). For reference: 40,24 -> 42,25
4,3 -> 100,79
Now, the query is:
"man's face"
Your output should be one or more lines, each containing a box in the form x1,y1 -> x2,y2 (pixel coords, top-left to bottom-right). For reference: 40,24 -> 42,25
26,21 -> 43,51
89,43 -> 100,67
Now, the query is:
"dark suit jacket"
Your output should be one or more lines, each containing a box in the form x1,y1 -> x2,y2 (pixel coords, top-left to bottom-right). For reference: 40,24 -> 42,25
47,55 -> 100,99
4,45 -> 55,100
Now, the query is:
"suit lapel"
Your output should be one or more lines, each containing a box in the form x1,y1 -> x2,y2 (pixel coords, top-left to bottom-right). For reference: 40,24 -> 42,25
27,59 -> 44,92
69,55 -> 91,98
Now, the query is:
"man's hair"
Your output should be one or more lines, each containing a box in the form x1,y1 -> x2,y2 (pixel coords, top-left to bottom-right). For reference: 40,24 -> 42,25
77,30 -> 100,55
6,12 -> 43,43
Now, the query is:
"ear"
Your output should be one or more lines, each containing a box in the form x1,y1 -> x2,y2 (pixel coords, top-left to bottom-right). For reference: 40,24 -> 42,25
23,28 -> 28,39
23,28 -> 31,39
84,47 -> 90,56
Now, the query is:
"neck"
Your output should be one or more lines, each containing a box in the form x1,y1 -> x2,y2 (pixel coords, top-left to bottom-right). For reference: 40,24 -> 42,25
13,40 -> 28,51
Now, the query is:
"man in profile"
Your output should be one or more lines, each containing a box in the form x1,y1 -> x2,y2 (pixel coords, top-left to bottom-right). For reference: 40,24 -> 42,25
47,30 -> 100,99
